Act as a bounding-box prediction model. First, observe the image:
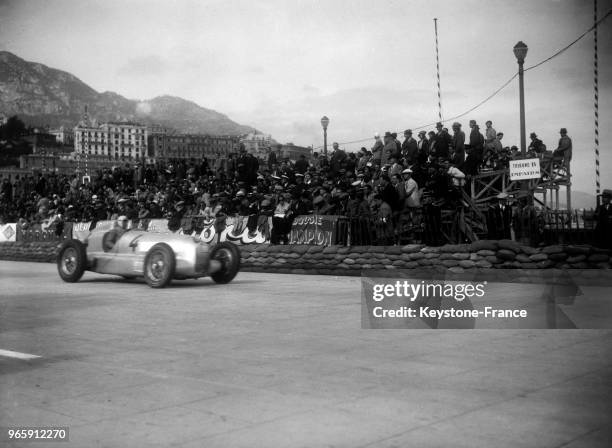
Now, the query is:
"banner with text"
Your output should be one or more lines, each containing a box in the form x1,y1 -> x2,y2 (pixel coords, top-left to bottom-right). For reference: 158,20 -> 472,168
510,158 -> 541,181
288,215 -> 340,246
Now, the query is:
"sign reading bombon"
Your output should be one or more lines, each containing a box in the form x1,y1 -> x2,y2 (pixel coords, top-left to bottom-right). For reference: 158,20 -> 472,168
509,158 -> 541,180
288,215 -> 338,246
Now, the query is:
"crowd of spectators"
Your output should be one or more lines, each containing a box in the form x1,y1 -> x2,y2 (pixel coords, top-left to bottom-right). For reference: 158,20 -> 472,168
0,120 -> 573,245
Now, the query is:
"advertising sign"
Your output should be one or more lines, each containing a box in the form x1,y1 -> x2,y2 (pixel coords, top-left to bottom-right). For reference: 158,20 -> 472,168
0,223 -> 17,242
288,215 -> 340,246
509,158 -> 541,181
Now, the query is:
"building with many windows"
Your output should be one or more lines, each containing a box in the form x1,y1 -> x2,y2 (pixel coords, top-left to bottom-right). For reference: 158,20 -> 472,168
147,133 -> 239,160
240,132 -> 275,157
74,122 -> 148,161
48,126 -> 74,147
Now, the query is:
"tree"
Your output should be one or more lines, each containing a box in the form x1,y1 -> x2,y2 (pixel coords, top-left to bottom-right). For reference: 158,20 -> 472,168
0,115 -> 27,140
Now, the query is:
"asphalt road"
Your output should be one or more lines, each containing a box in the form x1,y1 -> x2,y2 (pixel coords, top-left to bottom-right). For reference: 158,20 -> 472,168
0,261 -> 611,448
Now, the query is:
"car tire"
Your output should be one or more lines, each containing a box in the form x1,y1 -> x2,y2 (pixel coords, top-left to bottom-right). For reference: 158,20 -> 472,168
210,242 -> 241,284
143,243 -> 176,288
57,240 -> 87,283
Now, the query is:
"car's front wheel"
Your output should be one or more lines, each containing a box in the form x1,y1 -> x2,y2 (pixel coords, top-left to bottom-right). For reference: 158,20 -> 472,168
210,242 -> 241,284
57,240 -> 87,283
143,243 -> 176,288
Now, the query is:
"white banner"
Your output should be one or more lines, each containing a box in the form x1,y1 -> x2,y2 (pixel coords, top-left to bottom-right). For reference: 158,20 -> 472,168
72,222 -> 92,242
0,223 -> 17,242
509,158 -> 541,181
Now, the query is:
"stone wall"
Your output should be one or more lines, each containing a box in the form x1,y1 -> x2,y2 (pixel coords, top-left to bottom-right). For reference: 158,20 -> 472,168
2,240 -> 609,275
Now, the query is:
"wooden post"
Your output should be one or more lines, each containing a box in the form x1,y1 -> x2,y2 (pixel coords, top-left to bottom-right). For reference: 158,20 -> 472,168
566,162 -> 572,211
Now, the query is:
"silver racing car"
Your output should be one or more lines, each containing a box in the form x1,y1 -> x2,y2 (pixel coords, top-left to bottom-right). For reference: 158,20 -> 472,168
56,224 -> 241,288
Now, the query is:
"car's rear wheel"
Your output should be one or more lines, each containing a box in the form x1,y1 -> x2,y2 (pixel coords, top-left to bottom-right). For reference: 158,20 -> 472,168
210,242 -> 241,284
143,243 -> 176,288
57,240 -> 87,283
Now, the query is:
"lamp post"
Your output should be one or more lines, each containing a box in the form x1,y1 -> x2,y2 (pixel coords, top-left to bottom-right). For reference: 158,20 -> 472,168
513,41 -> 528,156
320,116 -> 329,157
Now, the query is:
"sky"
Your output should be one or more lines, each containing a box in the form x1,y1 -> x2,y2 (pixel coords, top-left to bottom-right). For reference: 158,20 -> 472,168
0,0 -> 611,195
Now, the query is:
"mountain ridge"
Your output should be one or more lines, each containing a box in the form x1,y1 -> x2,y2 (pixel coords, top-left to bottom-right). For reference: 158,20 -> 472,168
0,51 -> 255,135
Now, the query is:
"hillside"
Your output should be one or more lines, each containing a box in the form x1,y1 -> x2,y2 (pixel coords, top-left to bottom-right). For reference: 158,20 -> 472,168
0,51 -> 255,135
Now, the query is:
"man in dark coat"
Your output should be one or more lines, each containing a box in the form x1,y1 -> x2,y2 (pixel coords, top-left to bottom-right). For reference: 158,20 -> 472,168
486,193 -> 512,240
330,143 -> 347,175
451,122 -> 466,169
401,129 -> 419,166
595,189 -> 612,249
417,131 -> 429,164
378,174 -> 400,212
464,120 -> 484,175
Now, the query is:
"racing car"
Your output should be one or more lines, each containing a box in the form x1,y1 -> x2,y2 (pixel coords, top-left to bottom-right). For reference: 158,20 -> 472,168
56,224 -> 241,288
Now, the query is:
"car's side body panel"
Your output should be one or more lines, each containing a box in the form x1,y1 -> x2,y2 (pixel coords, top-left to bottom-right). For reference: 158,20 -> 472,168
85,229 -> 212,278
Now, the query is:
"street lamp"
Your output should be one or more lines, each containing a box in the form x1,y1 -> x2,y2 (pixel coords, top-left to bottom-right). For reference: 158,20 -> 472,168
513,41 -> 528,156
320,116 -> 330,157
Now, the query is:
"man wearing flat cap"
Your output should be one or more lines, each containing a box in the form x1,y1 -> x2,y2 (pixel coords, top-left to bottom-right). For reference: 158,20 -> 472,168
595,189 -> 612,249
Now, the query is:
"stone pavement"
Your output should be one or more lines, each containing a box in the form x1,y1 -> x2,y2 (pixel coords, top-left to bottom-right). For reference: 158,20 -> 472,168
0,261 -> 610,447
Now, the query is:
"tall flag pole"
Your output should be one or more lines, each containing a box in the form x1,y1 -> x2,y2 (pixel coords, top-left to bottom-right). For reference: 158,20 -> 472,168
594,0 -> 600,196
434,18 -> 443,122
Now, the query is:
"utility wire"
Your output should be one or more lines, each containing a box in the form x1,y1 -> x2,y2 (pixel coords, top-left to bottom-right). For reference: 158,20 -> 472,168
525,7 -> 612,72
313,9 -> 612,151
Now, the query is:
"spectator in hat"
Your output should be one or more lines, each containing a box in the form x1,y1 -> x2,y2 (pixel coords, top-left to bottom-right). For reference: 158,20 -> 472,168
417,131 -> 429,164
451,122 -> 466,169
388,156 -> 403,177
271,193 -> 292,244
401,130 -> 418,166
378,174 -> 400,213
292,191 -> 313,217
487,192 -> 512,239
372,194 -> 394,245
595,189 -> 612,249
356,148 -> 369,171
484,120 -> 497,153
434,122 -> 451,159
268,145 -> 280,170
392,132 -> 402,156
553,128 -> 572,169
330,142 -> 346,176
402,168 -> 420,209
528,132 -> 546,155
464,120 -> 484,175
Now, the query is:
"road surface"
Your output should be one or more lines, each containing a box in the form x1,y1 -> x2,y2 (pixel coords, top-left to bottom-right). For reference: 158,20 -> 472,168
0,261 -> 611,447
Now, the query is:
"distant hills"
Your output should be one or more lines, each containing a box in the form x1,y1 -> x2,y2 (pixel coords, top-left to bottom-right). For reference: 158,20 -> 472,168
0,51 -> 255,135
560,190 -> 598,210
